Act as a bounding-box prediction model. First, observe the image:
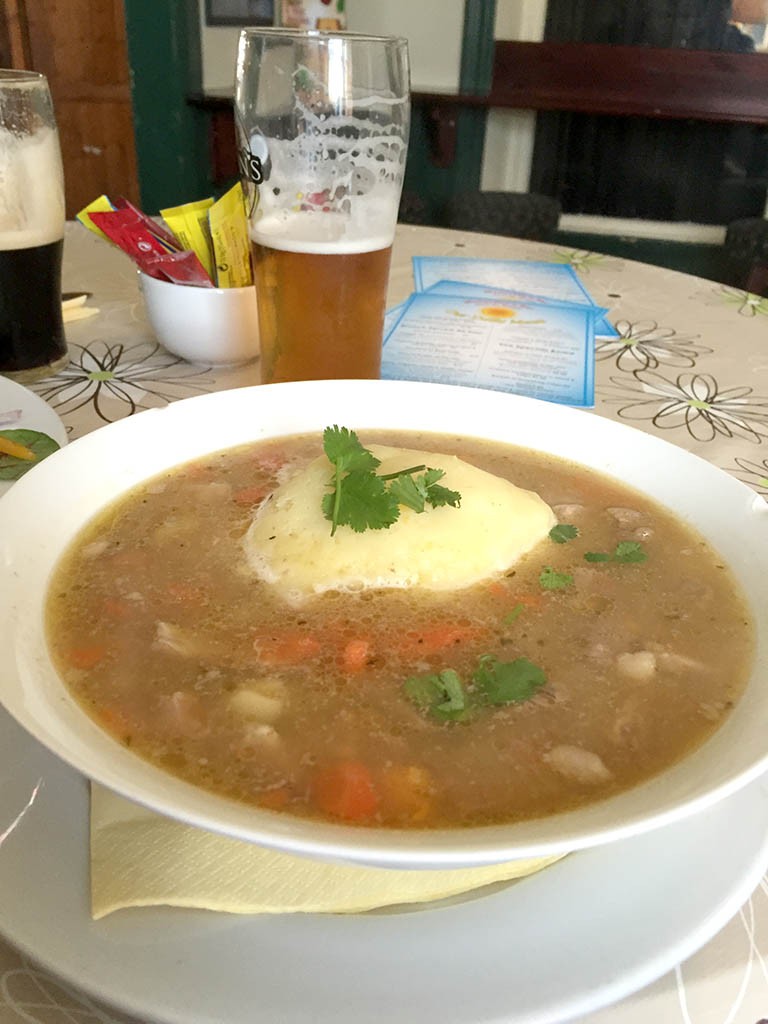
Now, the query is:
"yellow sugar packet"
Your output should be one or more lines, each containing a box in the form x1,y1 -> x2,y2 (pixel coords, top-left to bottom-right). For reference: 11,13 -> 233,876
208,182 -> 253,288
160,197 -> 216,282
76,194 -> 116,243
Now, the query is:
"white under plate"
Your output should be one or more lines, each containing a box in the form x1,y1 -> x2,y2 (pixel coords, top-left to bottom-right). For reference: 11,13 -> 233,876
1,707 -> 767,1024
0,376 -> 67,497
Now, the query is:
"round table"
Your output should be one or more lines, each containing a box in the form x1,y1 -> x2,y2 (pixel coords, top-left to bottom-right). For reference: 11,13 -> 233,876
0,222 -> 767,1024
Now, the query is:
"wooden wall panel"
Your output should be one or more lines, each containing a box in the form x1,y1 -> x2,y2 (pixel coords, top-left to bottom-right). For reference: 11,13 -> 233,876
21,0 -> 140,216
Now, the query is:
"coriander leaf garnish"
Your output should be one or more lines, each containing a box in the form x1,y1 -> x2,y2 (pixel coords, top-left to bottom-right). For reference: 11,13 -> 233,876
404,655 -> 547,722
614,540 -> 648,563
323,425 -> 380,475
539,566 -> 574,590
585,541 -> 648,564
386,466 -> 461,513
322,426 -> 461,535
503,603 -> 525,625
386,471 -> 430,513
473,655 -> 546,705
321,469 -> 400,533
403,669 -> 472,723
422,469 -> 462,510
549,523 -> 579,544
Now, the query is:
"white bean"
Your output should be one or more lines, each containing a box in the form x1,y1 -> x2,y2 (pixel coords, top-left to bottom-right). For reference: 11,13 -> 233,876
616,650 -> 657,682
543,745 -> 613,785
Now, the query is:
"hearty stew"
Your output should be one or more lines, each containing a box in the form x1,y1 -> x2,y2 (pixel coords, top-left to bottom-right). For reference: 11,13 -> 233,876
45,430 -> 754,828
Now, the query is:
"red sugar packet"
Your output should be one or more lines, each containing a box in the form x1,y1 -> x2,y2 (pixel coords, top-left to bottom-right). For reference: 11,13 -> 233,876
138,250 -> 215,287
89,209 -> 177,262
112,197 -> 181,252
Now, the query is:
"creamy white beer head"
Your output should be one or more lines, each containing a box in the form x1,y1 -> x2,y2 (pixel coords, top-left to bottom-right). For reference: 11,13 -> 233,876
250,105 -> 406,254
0,126 -> 65,250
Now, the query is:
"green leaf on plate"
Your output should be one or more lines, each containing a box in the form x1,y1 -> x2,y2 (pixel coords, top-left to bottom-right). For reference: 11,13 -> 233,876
0,429 -> 60,481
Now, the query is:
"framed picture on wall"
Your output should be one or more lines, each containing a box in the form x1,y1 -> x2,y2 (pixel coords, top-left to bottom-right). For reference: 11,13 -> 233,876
205,0 -> 276,26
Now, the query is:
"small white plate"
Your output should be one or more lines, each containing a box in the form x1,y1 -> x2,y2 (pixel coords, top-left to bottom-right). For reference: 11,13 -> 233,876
0,704 -> 767,1024
0,375 -> 67,497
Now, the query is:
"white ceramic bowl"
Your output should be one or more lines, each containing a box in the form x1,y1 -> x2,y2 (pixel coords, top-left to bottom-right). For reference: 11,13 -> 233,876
1,380 -> 767,868
139,271 -> 260,366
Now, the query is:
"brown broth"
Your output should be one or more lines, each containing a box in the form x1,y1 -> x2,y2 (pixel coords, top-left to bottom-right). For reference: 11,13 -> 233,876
45,431 -> 755,828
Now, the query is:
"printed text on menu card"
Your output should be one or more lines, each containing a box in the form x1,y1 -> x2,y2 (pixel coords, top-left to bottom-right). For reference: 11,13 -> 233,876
382,289 -> 596,407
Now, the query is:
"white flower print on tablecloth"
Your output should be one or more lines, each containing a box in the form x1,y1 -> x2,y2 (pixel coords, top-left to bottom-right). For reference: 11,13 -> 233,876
28,339 -> 214,430
0,956 -> 140,1023
600,371 -> 768,444
596,320 -> 712,372
730,457 -> 768,496
549,248 -> 626,275
689,283 -> 768,319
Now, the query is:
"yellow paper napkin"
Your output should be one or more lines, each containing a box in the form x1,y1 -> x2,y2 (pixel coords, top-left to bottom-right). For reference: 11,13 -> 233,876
63,304 -> 99,324
62,293 -> 99,323
90,784 -> 565,920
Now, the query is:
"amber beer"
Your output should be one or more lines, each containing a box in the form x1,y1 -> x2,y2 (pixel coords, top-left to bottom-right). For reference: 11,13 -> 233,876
252,239 -> 392,383
235,30 -> 410,384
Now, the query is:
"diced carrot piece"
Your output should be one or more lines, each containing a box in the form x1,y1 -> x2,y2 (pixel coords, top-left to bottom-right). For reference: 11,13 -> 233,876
517,593 -> 544,609
257,785 -> 291,811
380,765 -> 434,824
165,582 -> 206,604
401,624 -> 485,654
66,644 -> 108,670
233,484 -> 271,506
252,451 -> 286,473
180,463 -> 216,481
341,638 -> 370,674
487,581 -> 509,598
102,596 -> 134,620
109,549 -> 149,571
253,632 -> 322,665
96,705 -> 132,737
311,759 -> 379,822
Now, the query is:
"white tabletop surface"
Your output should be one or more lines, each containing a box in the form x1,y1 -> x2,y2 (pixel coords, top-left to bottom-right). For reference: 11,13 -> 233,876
1,221 -> 767,1024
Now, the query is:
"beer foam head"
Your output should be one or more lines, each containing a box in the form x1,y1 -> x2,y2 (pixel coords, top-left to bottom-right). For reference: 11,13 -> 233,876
248,106 -> 407,252
0,125 -> 65,249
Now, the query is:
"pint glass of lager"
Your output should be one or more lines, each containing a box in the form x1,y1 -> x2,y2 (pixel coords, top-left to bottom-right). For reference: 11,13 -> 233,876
0,70 -> 67,381
235,30 -> 409,383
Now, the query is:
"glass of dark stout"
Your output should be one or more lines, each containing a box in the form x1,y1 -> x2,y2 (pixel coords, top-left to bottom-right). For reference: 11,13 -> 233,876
0,70 -> 67,382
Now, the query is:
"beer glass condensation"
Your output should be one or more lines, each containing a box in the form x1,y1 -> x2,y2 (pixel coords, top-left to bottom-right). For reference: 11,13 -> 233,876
0,70 -> 67,381
234,30 -> 409,383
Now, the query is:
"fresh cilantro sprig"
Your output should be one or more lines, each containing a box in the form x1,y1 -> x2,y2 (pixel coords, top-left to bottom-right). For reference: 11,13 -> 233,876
503,603 -> 525,625
473,655 -> 546,705
321,426 -> 461,535
404,669 -> 471,723
584,541 -> 648,564
539,566 -> 573,590
404,654 -> 547,723
549,523 -> 579,544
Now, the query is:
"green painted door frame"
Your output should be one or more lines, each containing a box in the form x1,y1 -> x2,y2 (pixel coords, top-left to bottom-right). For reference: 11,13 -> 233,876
123,0 -> 211,213
403,0 -> 496,224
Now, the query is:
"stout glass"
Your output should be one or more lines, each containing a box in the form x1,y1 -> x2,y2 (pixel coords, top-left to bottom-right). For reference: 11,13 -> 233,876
235,29 -> 409,383
0,70 -> 67,381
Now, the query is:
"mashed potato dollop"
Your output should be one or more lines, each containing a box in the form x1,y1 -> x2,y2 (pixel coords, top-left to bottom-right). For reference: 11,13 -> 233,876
243,444 -> 556,603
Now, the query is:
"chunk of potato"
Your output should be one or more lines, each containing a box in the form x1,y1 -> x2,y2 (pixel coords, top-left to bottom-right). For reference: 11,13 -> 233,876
229,678 -> 286,723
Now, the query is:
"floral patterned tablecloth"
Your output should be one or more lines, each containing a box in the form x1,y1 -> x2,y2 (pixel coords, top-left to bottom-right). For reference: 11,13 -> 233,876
0,221 -> 767,1024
